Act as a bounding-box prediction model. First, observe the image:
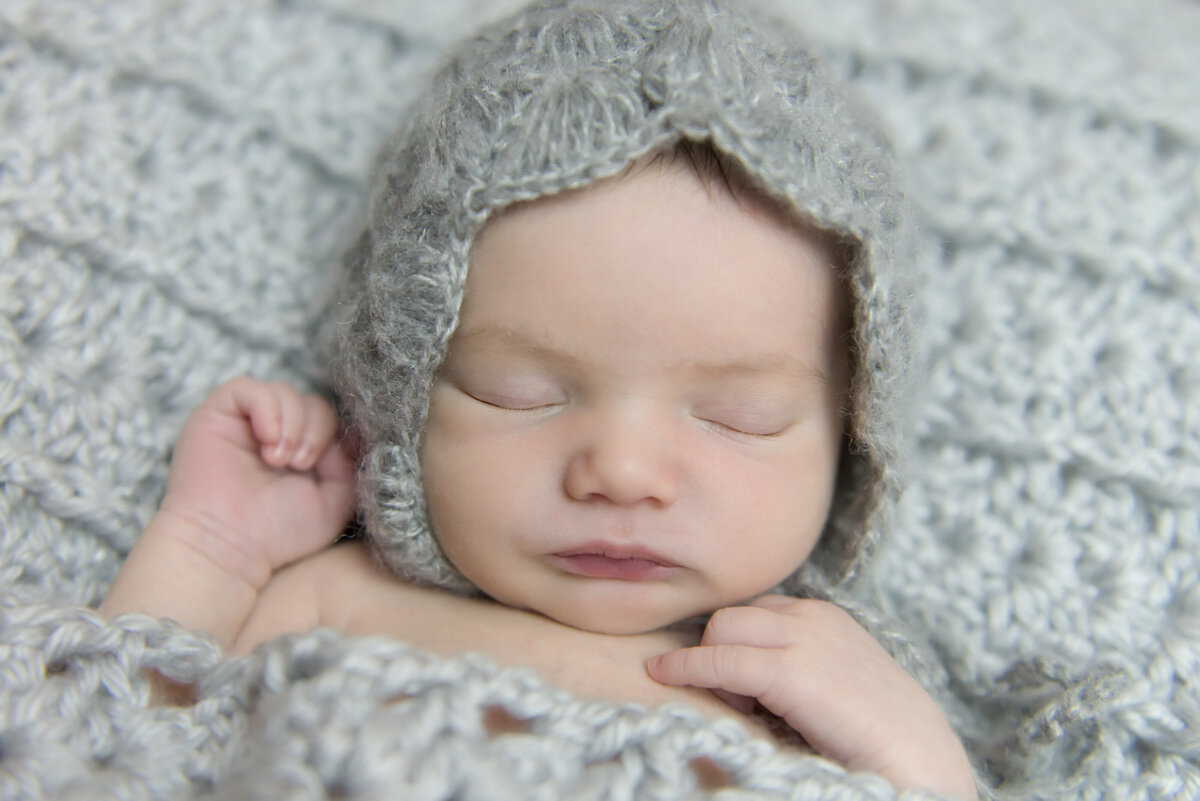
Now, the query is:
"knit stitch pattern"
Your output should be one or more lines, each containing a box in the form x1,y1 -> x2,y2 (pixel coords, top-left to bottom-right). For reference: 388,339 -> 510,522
2,1 -> 1198,799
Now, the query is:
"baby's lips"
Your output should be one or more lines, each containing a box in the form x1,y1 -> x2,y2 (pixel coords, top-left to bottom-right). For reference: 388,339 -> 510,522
554,541 -> 680,567
550,552 -> 681,580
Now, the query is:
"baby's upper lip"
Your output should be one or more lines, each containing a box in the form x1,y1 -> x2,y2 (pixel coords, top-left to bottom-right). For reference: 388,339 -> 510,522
553,541 -> 680,567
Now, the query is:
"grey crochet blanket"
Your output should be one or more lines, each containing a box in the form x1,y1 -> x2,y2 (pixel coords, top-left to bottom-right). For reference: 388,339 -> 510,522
3,1 -> 1199,798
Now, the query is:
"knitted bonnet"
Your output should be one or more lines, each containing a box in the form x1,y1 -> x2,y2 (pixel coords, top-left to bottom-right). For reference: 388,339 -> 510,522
331,0 -> 914,597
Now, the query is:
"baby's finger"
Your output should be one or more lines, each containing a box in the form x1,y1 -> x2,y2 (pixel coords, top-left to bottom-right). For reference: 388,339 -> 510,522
315,432 -> 359,484
701,605 -> 793,649
290,395 -> 340,471
313,441 -> 359,532
260,382 -> 308,467
224,377 -> 283,449
647,644 -> 779,703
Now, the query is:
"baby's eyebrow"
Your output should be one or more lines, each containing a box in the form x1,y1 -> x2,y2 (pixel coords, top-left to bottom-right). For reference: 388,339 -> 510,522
692,356 -> 833,387
451,324 -> 832,386
450,325 -> 573,359
447,325 -> 588,374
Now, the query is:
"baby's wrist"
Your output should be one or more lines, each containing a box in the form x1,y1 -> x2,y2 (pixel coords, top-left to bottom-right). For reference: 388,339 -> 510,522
99,507 -> 267,648
152,502 -> 273,592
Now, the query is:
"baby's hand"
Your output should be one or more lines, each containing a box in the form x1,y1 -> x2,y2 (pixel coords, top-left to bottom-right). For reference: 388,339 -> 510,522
159,376 -> 357,592
646,596 -> 977,800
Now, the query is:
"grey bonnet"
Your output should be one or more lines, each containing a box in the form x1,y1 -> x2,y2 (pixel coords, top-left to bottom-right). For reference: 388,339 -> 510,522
331,0 -> 915,596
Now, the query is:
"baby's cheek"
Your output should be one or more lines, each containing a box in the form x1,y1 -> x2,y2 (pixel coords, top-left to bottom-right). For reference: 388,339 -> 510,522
423,383 -> 496,441
424,389 -> 514,494
422,416 -> 550,546
709,452 -> 832,587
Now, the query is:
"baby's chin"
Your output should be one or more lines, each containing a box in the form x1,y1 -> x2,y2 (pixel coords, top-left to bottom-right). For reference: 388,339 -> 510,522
523,599 -> 713,636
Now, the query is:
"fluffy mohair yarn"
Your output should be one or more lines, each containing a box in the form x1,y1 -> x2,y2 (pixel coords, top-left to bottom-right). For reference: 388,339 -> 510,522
332,0 -> 915,596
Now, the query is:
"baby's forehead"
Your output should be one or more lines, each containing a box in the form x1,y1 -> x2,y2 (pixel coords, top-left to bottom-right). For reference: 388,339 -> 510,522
457,155 -> 852,379
478,145 -> 846,266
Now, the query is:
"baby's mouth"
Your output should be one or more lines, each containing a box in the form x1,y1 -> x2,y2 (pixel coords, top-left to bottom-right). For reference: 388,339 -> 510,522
549,543 -> 681,581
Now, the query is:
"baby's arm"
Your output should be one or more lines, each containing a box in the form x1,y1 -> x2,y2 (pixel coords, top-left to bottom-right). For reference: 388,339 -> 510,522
647,596 -> 978,800
100,377 -> 357,648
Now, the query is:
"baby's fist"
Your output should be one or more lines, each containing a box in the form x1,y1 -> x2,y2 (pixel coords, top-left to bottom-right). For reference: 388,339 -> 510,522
161,377 -> 358,588
647,596 -> 977,800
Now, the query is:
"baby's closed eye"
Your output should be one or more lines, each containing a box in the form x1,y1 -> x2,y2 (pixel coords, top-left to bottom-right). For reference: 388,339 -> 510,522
689,392 -> 801,438
692,407 -> 793,438
447,366 -> 566,411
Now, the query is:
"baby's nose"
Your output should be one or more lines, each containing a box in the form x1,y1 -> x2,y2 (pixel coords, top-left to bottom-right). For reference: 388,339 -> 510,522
563,412 -> 679,507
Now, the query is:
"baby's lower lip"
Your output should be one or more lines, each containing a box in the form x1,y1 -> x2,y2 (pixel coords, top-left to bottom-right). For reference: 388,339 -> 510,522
549,553 -> 679,580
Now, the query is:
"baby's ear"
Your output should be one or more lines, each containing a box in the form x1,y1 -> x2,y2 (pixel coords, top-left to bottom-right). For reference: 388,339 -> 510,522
340,426 -> 364,465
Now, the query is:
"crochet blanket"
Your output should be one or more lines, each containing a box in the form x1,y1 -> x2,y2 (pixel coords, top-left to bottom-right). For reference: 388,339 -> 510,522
2,1 -> 1198,798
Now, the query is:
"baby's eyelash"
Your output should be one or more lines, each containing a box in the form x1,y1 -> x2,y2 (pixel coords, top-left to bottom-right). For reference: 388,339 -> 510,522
698,417 -> 785,440
465,390 -> 561,412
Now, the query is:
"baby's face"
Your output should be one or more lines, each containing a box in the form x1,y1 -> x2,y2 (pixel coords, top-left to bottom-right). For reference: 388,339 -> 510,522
421,160 -> 848,635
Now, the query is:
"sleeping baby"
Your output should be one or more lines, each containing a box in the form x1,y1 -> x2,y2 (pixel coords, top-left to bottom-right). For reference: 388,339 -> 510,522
101,1 -> 976,797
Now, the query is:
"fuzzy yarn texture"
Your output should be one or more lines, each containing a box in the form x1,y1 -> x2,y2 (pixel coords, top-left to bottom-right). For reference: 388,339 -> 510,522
1,1 -> 1198,800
